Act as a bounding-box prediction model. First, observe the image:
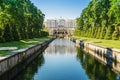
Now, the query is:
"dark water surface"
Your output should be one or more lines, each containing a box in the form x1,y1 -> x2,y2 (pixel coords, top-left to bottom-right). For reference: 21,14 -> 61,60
14,39 -> 119,80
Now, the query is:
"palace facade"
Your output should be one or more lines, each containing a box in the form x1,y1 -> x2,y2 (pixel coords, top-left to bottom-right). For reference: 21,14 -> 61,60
44,18 -> 76,37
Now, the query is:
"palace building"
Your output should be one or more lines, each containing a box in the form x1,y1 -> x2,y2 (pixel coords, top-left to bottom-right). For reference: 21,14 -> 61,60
44,18 -> 76,37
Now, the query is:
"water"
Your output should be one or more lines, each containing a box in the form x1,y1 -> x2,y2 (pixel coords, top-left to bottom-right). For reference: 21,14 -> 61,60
14,39 -> 119,80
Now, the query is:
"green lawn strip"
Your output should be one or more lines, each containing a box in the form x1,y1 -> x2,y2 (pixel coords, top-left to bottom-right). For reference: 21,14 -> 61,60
0,51 -> 12,56
0,36 -> 51,56
73,36 -> 120,49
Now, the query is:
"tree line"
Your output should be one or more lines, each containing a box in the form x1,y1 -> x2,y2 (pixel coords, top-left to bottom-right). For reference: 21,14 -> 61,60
0,0 -> 48,43
74,0 -> 120,40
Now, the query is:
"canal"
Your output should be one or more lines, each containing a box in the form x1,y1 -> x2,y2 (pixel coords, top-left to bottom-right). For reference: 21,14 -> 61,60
13,39 -> 119,80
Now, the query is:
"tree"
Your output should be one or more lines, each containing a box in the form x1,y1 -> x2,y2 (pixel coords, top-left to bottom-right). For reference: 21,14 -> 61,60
0,28 -> 4,42
96,27 -> 101,39
74,0 -> 120,40
11,25 -> 20,41
105,25 -> 114,40
112,24 -> 120,40
0,0 -> 46,43
3,24 -> 13,42
100,26 -> 106,39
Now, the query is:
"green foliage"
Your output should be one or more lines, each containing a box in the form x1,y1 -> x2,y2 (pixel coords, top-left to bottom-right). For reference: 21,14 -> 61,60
96,27 -> 101,39
3,24 -> 13,42
105,25 -> 114,40
41,31 -> 49,37
0,0 -> 46,43
74,0 -> 120,40
100,27 -> 106,39
0,36 -> 5,43
11,25 -> 20,41
112,24 -> 120,40
0,28 -> 4,42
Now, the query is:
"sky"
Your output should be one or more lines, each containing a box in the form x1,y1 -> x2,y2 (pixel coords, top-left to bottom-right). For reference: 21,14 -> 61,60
30,0 -> 91,20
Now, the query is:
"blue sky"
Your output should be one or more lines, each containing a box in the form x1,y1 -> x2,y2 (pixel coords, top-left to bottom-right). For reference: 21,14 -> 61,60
30,0 -> 91,19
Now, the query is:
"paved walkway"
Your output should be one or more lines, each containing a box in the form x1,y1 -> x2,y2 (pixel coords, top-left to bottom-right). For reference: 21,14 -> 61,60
0,47 -> 17,50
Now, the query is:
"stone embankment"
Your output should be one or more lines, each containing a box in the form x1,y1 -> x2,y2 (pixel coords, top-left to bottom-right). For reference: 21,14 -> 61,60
0,38 -> 54,80
71,38 -> 120,73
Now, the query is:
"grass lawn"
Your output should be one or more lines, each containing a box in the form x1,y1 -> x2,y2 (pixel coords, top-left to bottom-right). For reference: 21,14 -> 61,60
0,36 -> 52,56
73,36 -> 120,49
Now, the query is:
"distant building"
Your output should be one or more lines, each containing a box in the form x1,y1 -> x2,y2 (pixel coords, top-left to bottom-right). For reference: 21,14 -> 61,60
45,19 -> 76,28
44,18 -> 76,37
65,19 -> 76,28
45,19 -> 57,28
58,19 -> 65,26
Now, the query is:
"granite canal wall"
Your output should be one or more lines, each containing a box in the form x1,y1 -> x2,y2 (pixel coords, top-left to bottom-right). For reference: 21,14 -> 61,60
72,39 -> 120,73
0,38 -> 54,80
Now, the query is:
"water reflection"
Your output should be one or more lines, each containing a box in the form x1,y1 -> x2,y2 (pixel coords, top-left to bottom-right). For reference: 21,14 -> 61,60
76,47 -> 119,80
84,44 -> 120,74
13,54 -> 44,80
45,39 -> 76,54
32,39 -> 89,80
13,39 -> 120,80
